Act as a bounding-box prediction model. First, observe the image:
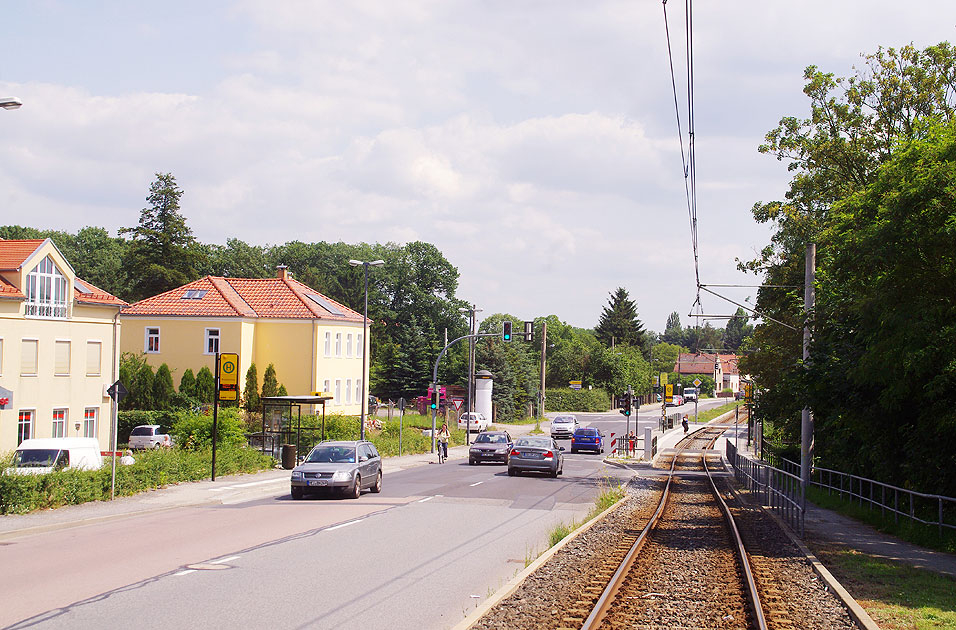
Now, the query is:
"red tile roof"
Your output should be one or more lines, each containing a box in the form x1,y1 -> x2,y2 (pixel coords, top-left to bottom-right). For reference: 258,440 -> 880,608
0,274 -> 24,299
74,278 -> 127,307
0,239 -> 45,270
674,353 -> 739,374
123,276 -> 364,321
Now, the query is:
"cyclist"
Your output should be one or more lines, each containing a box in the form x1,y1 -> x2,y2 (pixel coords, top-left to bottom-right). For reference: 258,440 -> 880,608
437,422 -> 450,463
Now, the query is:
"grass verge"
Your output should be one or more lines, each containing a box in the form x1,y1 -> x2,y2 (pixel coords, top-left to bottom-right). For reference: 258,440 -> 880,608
692,400 -> 744,423
809,544 -> 956,630
543,478 -> 627,551
807,487 -> 956,554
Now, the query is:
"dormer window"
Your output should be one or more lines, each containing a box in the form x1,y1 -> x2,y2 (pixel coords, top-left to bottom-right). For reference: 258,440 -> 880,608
25,255 -> 68,318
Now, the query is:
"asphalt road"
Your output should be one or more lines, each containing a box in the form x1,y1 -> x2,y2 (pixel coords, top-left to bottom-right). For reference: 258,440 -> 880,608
3,438 -> 633,630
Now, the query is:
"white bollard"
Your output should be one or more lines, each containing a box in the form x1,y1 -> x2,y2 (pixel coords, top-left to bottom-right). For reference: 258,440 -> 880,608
644,427 -> 653,461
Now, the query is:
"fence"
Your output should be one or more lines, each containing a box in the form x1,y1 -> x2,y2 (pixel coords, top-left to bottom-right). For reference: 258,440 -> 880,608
611,432 -> 657,460
726,441 -> 805,536
796,459 -> 956,537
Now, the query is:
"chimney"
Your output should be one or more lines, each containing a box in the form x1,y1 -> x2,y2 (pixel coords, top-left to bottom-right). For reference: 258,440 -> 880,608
276,264 -> 289,280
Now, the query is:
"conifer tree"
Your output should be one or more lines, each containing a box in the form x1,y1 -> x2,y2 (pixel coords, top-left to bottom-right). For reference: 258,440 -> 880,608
244,363 -> 260,412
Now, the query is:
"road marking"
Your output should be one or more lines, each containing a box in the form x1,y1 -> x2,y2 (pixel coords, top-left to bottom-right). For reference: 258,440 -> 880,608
418,496 -> 434,503
469,481 -> 484,487
327,519 -> 362,531
175,570 -> 196,576
212,555 -> 240,564
208,478 -> 288,492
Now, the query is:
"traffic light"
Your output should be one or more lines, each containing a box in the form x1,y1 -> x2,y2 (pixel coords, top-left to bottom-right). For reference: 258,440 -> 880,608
619,392 -> 632,417
502,320 -> 512,342
523,321 -> 534,342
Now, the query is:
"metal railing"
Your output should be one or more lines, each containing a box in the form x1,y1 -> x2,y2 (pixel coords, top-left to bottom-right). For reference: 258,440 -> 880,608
726,442 -> 805,536
793,459 -> 956,537
611,433 -> 657,459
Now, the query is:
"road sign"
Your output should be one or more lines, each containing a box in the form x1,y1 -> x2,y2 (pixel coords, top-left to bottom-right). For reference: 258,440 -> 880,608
569,380 -> 582,390
218,353 -> 239,401
107,380 -> 128,403
452,399 -> 464,412
693,378 -> 702,387
665,383 -> 674,402
660,372 -> 668,386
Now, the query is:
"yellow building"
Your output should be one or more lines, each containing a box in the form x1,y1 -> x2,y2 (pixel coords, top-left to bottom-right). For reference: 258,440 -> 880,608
120,267 -> 368,414
0,239 -> 126,452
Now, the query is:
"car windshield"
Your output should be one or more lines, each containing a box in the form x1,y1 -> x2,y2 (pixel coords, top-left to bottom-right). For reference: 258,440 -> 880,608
515,437 -> 551,448
13,449 -> 60,467
554,417 -> 573,423
475,433 -> 508,444
306,445 -> 356,464
575,429 -> 597,436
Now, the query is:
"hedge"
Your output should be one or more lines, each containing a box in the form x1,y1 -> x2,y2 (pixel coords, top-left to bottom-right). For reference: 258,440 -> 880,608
0,445 -> 274,515
543,388 -> 610,413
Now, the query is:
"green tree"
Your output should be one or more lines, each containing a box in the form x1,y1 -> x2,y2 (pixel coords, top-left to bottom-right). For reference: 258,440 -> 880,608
662,312 -> 684,345
262,364 -> 279,398
195,367 -> 215,404
121,173 -> 204,302
276,384 -> 288,397
243,363 -> 260,412
594,288 -> 646,352
179,368 -> 196,397
723,308 -> 753,351
152,363 -> 175,410
651,342 -> 683,378
130,362 -> 155,410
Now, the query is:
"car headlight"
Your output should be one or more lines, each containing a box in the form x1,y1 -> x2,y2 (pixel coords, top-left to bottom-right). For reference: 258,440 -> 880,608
332,470 -> 353,482
469,447 -> 479,453
291,470 -> 302,479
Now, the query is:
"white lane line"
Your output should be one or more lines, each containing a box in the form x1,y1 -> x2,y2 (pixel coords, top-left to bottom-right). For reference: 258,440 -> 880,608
175,570 -> 196,576
327,519 -> 362,531
469,481 -> 484,487
417,496 -> 434,503
208,478 -> 288,492
212,555 -> 241,564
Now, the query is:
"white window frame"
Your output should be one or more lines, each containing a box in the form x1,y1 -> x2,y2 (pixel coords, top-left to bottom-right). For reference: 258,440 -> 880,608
346,334 -> 353,358
334,379 -> 342,405
18,409 -> 34,444
323,379 -> 330,396
0,337 -> 4,376
21,338 -> 38,376
145,327 -> 160,353
357,333 -> 363,359
204,328 -> 220,355
86,340 -> 102,376
335,333 -> 342,357
52,408 -> 67,438
324,332 -> 331,358
83,407 -> 98,438
345,378 -> 352,404
54,339 -> 71,376
356,379 -> 362,405
24,255 -> 69,319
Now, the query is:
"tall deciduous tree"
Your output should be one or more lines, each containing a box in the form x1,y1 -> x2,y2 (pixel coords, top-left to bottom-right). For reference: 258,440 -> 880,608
121,173 -> 203,301
594,288 -> 646,351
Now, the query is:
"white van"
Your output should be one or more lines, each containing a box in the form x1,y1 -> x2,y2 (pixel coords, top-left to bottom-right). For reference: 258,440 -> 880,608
6,438 -> 103,475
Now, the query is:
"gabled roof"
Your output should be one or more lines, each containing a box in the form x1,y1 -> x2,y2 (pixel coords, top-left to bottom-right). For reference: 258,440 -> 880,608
0,239 -> 46,271
123,276 -> 365,321
674,352 -> 740,374
73,277 -> 127,307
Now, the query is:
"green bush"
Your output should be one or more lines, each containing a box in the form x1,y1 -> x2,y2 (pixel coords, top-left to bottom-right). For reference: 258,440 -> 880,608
0,446 -> 274,515
544,388 -> 610,412
172,408 -> 247,450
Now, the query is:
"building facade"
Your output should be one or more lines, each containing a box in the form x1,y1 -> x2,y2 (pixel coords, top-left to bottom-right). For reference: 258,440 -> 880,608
120,267 -> 368,414
0,239 -> 126,451
673,352 -> 741,395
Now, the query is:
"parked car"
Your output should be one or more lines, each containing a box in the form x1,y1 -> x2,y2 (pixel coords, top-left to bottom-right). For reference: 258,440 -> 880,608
6,438 -> 103,475
570,427 -> 605,454
507,436 -> 564,478
549,415 -> 579,440
128,425 -> 171,450
468,431 -> 513,465
458,412 -> 489,433
735,389 -> 746,400
666,394 -> 684,407
290,440 -> 382,499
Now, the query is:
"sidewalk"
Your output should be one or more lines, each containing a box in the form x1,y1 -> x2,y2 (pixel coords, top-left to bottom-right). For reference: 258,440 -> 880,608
0,421 -> 540,541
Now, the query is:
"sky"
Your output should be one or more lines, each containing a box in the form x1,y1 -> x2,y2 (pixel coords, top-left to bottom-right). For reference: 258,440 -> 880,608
1,1 -> 953,333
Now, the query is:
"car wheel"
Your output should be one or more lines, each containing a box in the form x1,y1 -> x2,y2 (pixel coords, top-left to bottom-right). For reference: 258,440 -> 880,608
291,486 -> 304,500
153,443 -> 161,449
570,448 -> 577,454
507,468 -> 516,477
469,459 -> 476,466
347,475 -> 361,499
550,467 -> 559,478
371,471 -> 382,493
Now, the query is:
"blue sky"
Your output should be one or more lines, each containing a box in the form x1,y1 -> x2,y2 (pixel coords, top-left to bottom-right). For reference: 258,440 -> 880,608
2,1 -> 953,331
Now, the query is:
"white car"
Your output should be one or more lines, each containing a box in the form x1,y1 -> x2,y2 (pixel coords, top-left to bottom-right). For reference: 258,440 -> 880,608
549,415 -> 579,440
458,412 -> 489,432
129,425 -> 172,449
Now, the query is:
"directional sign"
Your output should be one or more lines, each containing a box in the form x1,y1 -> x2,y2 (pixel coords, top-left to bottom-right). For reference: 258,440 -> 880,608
218,353 -> 239,401
107,380 -> 128,404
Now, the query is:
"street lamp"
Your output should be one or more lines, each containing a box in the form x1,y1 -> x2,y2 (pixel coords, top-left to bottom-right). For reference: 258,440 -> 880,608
0,97 -> 22,110
349,259 -> 385,440
458,304 -> 482,445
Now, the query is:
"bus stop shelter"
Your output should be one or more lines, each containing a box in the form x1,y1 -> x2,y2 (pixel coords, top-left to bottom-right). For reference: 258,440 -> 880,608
253,394 -> 333,467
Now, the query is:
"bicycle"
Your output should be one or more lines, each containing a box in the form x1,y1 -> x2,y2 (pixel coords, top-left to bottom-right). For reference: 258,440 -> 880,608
437,441 -> 447,464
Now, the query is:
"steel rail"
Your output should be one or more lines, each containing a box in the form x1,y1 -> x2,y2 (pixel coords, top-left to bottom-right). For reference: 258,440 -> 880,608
579,425 -> 768,630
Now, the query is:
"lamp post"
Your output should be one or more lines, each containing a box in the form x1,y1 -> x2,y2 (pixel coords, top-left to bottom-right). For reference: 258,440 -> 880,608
1,97 -> 22,110
458,304 -> 482,445
349,259 -> 384,440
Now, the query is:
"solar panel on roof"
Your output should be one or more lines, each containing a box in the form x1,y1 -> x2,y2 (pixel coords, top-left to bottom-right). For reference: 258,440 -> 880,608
306,293 -> 343,315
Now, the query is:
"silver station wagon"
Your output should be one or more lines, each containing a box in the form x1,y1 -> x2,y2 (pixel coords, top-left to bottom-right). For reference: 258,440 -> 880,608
290,441 -> 382,499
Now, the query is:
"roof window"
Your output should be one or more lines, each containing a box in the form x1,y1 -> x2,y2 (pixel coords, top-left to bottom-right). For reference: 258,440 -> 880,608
181,290 -> 208,300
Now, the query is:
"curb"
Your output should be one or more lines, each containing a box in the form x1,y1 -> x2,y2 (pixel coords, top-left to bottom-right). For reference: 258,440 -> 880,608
450,497 -> 631,630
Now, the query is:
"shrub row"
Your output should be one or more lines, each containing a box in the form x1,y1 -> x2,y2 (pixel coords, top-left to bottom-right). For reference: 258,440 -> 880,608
544,388 -> 610,413
0,445 -> 274,515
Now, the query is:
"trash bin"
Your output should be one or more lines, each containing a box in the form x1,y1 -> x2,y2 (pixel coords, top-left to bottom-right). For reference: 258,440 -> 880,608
281,444 -> 297,470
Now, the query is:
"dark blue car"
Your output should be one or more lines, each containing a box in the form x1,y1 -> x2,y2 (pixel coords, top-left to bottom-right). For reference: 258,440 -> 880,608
570,427 -> 604,454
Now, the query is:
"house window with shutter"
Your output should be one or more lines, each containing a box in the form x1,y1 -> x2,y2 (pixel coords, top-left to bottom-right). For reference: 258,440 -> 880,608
55,340 -> 71,376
